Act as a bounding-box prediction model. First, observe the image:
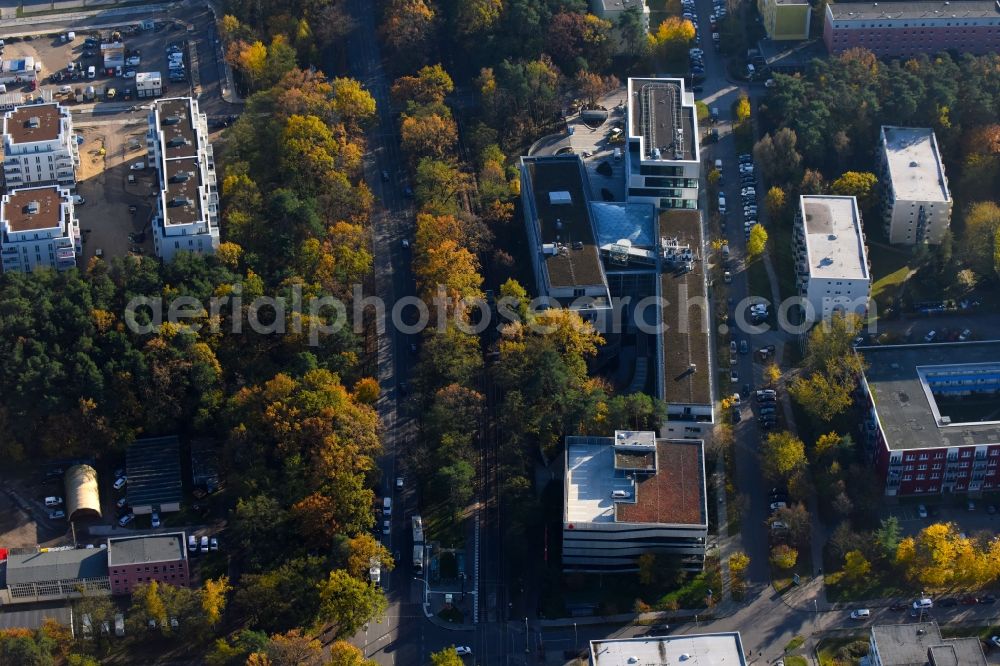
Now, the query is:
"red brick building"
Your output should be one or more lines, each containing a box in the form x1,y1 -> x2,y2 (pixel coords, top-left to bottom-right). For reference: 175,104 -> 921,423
107,532 -> 189,595
859,342 -> 1000,497
824,1 -> 1000,57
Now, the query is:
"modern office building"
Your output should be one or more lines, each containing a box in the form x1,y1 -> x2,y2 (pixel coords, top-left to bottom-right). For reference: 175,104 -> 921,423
868,622 -> 987,666
625,78 -> 700,210
758,0 -> 811,40
0,185 -> 79,273
2,103 -> 78,189
0,547 -> 109,605
590,0 -> 650,30
519,155 -> 612,319
878,126 -> 951,246
824,1 -> 1000,56
658,210 -> 714,436
793,195 -> 870,320
859,341 -> 1000,498
563,431 -> 708,572
107,533 -> 189,595
590,632 -> 747,666
146,97 -> 219,262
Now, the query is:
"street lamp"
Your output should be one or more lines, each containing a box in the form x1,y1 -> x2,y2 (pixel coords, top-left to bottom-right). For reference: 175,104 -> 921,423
525,617 -> 530,653
574,622 -> 578,651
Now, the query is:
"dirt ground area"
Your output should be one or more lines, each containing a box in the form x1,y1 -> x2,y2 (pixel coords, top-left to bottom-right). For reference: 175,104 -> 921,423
0,487 -> 67,548
75,122 -> 156,260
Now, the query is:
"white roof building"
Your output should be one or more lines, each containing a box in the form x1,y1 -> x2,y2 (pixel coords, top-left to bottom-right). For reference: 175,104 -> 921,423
793,195 -> 871,320
0,186 -> 79,273
879,126 -> 952,245
2,102 -> 79,188
590,633 -> 747,666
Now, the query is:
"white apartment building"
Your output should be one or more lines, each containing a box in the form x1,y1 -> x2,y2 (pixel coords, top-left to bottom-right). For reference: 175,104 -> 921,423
563,431 -> 707,572
0,186 -> 79,273
590,0 -> 650,30
625,78 -> 701,211
793,195 -> 871,321
878,126 -> 952,245
146,97 -> 219,262
2,103 -> 79,189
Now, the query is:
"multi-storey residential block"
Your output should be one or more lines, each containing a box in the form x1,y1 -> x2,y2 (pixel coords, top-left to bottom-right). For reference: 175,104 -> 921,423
0,186 -> 79,273
519,155 -> 612,319
859,341 -> 1000,498
564,431 -> 707,572
590,633 -> 747,666
2,103 -> 79,189
625,78 -> 700,211
590,0 -> 650,30
107,533 -> 190,595
658,210 -> 714,436
793,195 -> 870,320
758,0 -> 811,40
146,97 -> 219,262
868,622 -> 987,666
878,126 -> 951,246
824,1 -> 1000,57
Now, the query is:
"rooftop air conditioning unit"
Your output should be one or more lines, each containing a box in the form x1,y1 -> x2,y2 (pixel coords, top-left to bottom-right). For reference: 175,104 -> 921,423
26,200 -> 39,214
27,116 -> 39,128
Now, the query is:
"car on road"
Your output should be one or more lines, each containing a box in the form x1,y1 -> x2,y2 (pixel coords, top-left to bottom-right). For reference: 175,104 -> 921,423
914,597 -> 934,609
113,476 -> 127,491
455,647 -> 472,656
959,328 -> 972,341
130,162 -> 145,170
730,340 -> 737,354
396,476 -> 404,489
382,520 -> 390,535
917,504 -> 928,518
850,609 -> 870,619
118,513 -> 134,527
924,330 -> 937,342
730,369 -> 738,383
401,238 -> 410,249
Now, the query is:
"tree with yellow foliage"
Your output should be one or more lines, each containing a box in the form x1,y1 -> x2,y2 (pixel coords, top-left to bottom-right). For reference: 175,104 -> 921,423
201,576 -> 231,626
650,17 -> 695,61
400,113 -> 458,160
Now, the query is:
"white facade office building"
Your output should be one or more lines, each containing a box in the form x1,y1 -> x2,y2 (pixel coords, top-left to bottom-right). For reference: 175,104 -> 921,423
146,97 -> 219,262
0,185 -> 79,273
793,195 -> 871,321
625,78 -> 701,210
563,431 -> 707,572
2,103 -> 79,189
878,126 -> 952,246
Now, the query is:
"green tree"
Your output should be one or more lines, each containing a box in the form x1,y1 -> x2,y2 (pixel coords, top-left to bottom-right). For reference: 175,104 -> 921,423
315,570 -> 387,639
961,201 -> 1000,279
760,431 -> 806,482
772,503 -> 812,545
753,128 -> 802,186
747,224 -> 768,260
765,186 -> 786,220
842,550 -> 871,582
875,516 -> 902,558
617,6 -> 651,58
770,544 -> 798,570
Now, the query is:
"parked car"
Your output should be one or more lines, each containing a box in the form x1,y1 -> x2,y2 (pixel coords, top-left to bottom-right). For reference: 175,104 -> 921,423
48,510 -> 65,520
917,504 -> 928,518
455,647 -> 472,656
991,636 -> 1000,648
959,328 -> 972,341
44,496 -> 63,507
200,536 -> 209,552
130,162 -> 145,170
113,476 -> 127,491
188,534 -> 198,553
210,537 -> 219,551
118,513 -> 134,527
116,496 -> 128,509
914,597 -> 934,609
151,512 -> 160,528
850,609 -> 870,620
924,330 -> 937,343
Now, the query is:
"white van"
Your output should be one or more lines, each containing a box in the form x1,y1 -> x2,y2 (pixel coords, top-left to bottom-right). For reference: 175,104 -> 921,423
383,496 -> 392,516
87,65 -> 95,79
611,490 -> 630,499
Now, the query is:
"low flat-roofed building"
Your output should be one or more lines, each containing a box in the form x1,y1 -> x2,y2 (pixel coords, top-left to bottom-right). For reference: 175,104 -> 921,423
868,622 -> 986,666
564,431 -> 707,572
590,632 -> 747,666
519,155 -> 612,319
2,102 -> 78,189
590,0 -> 650,30
0,185 -> 80,273
626,78 -> 700,210
126,435 -> 182,514
135,71 -> 162,99
793,195 -> 870,320
146,97 -> 219,262
0,602 -> 73,633
0,547 -> 109,605
758,0 -> 811,40
107,532 -> 189,595
859,341 -> 1000,497
657,210 -> 713,436
878,126 -> 951,246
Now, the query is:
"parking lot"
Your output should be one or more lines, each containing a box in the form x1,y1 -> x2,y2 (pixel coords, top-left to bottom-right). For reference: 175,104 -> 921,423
2,22 -> 193,104
883,498 -> 1000,537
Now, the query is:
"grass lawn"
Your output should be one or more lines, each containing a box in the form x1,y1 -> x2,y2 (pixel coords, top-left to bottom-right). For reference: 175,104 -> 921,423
816,636 -> 868,666
824,569 -> 906,603
784,657 -> 808,666
868,242 -> 913,312
784,635 -> 805,652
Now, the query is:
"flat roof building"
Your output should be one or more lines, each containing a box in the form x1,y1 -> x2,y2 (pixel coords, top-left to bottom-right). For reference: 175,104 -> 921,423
793,195 -> 870,321
0,547 -> 109,605
564,431 -> 707,572
2,102 -> 79,189
590,632 -> 747,666
590,0 -> 650,30
126,435 -> 183,514
146,97 -> 219,262
858,341 -> 1000,497
878,126 -> 951,246
625,78 -> 700,211
107,533 -> 189,595
519,155 -> 612,318
824,1 -> 1000,56
658,210 -> 714,436
758,0 -> 811,40
868,622 -> 987,666
0,186 -> 80,273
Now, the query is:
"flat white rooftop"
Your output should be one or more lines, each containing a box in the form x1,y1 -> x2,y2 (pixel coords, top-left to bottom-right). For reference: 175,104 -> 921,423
799,195 -> 869,281
881,126 -> 949,203
566,438 -> 633,524
590,633 -> 747,666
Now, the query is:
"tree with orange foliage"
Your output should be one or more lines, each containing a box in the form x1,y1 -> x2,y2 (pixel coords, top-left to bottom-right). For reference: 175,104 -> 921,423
400,113 -> 458,160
